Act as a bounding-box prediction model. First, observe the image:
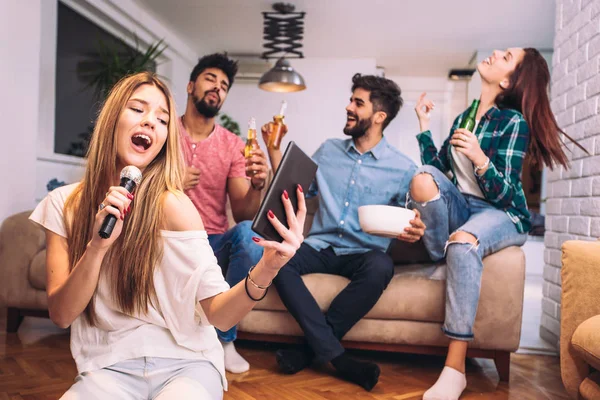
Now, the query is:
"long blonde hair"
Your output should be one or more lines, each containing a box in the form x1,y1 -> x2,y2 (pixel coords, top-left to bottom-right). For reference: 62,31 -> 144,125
64,72 -> 184,324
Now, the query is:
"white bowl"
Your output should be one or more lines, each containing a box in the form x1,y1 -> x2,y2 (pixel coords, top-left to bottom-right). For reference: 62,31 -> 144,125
358,205 -> 415,238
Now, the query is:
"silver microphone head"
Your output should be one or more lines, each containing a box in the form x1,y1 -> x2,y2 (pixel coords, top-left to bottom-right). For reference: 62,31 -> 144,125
120,166 -> 143,186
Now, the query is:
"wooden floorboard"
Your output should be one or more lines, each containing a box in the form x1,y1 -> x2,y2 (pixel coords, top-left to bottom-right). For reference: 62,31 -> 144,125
0,317 -> 568,399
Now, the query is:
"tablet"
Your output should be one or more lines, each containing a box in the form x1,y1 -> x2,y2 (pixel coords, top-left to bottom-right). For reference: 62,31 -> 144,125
252,141 -> 318,242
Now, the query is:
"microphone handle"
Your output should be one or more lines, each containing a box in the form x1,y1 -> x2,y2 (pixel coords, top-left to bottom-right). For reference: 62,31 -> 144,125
98,178 -> 136,239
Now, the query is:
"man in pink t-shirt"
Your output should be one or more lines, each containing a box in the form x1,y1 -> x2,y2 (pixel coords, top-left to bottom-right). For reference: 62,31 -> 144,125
180,53 -> 272,374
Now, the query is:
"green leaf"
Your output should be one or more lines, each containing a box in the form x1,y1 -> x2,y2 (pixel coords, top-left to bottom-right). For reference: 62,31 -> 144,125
76,33 -> 168,100
219,113 -> 241,136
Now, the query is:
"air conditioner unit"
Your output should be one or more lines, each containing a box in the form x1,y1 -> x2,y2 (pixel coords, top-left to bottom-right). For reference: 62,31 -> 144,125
231,55 -> 273,83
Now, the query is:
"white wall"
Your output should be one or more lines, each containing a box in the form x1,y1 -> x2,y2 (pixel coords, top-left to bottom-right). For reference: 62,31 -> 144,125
222,63 -> 467,164
385,76 -> 467,164
0,0 -> 198,220
222,60 -> 466,162
221,58 -> 377,157
0,1 -> 42,223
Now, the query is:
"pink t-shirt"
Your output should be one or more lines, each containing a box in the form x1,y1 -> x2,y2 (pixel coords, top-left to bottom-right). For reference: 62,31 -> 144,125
179,117 -> 247,235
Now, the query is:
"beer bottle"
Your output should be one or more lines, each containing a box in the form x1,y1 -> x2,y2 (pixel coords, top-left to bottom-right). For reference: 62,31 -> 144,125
267,100 -> 288,150
244,117 -> 259,159
459,99 -> 480,132
244,117 -> 258,175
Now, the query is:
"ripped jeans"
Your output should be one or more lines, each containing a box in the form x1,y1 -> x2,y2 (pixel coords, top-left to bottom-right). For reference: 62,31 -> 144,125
408,165 -> 527,340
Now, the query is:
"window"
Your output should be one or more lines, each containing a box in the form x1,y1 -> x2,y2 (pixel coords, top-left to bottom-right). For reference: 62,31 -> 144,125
54,3 -> 155,157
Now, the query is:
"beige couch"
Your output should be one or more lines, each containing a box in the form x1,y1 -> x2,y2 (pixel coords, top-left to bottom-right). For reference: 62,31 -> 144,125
560,240 -> 600,399
0,199 -> 526,381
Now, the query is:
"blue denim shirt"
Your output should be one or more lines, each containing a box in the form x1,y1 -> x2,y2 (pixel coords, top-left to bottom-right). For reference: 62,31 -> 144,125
304,137 -> 417,255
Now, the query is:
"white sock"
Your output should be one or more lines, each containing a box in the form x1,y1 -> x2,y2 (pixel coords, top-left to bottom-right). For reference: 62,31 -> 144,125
222,341 -> 250,373
423,366 -> 466,400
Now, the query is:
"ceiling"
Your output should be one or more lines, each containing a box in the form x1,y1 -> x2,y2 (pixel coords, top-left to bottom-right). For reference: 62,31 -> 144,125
137,0 -> 556,76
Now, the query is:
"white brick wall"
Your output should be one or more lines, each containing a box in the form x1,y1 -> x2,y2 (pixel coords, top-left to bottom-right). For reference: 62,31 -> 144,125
542,0 -> 600,347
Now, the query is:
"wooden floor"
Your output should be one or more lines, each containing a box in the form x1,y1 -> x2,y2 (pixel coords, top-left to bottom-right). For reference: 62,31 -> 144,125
0,317 -> 568,399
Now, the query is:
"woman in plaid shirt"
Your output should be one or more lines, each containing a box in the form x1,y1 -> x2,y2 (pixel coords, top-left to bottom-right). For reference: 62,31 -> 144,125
409,48 -> 586,400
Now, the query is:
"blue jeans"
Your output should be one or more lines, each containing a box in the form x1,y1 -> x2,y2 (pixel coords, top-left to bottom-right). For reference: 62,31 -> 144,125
408,165 -> 527,341
208,221 -> 263,342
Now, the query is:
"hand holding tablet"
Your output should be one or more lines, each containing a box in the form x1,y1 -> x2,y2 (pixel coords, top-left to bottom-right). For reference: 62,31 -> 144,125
252,142 -> 318,242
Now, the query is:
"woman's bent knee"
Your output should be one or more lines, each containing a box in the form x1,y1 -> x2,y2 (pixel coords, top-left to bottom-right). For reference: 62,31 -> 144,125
410,173 -> 440,204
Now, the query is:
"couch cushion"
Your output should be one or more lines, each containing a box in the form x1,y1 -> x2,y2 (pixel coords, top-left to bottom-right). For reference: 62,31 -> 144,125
256,246 -> 524,324
29,250 -> 47,290
572,315 -> 600,371
244,246 -> 525,351
238,306 -> 521,351
257,263 -> 447,322
239,309 -> 451,346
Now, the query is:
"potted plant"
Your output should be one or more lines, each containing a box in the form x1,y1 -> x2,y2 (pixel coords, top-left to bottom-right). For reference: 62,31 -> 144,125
219,113 -> 241,136
67,36 -> 167,156
78,36 -> 167,99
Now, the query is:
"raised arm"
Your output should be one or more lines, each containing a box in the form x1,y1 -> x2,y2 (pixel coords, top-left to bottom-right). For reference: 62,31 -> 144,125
414,92 -> 456,173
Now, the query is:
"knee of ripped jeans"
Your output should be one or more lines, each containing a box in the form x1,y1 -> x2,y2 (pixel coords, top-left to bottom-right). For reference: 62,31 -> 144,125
444,231 -> 480,257
407,171 -> 441,207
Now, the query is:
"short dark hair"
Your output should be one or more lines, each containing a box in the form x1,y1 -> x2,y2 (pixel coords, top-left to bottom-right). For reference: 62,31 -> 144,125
189,53 -> 239,88
351,73 -> 403,129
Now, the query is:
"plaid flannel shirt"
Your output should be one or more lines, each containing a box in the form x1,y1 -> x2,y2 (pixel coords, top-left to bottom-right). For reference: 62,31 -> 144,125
417,106 -> 531,233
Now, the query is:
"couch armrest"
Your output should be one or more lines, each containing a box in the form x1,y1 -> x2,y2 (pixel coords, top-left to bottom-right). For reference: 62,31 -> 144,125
560,239 -> 600,398
0,211 -> 47,309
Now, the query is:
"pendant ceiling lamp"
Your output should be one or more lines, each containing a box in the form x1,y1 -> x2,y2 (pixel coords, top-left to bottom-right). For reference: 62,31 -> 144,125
258,2 -> 306,93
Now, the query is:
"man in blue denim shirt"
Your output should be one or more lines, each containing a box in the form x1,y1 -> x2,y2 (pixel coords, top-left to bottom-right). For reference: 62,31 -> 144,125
264,74 -> 425,391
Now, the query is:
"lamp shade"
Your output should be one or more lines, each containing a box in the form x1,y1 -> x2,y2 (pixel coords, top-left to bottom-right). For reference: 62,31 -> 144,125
258,58 -> 306,92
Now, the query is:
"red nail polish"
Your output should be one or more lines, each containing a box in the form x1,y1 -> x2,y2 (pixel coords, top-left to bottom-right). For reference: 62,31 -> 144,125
283,190 -> 289,199
268,210 -> 275,219
121,214 -> 124,220
127,193 -> 134,200
252,237 -> 261,243
297,184 -> 303,193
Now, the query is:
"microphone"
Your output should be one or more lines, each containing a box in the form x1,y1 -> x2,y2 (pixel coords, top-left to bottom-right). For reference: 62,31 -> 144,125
98,166 -> 143,239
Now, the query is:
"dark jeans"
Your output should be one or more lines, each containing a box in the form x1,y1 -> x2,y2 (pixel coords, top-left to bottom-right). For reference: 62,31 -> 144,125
273,243 -> 395,364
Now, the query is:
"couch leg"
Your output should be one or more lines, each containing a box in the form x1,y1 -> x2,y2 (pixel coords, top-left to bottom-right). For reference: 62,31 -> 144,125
494,351 -> 510,382
6,307 -> 23,333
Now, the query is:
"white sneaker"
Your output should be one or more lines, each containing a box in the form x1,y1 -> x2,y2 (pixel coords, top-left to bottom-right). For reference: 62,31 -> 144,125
222,341 -> 250,373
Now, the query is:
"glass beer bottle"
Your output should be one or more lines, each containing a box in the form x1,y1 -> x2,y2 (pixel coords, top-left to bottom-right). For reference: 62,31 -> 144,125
267,100 -> 288,150
244,117 -> 259,159
459,99 -> 481,132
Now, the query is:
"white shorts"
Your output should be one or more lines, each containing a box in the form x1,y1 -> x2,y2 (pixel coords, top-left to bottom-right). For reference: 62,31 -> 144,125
60,357 -> 223,400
